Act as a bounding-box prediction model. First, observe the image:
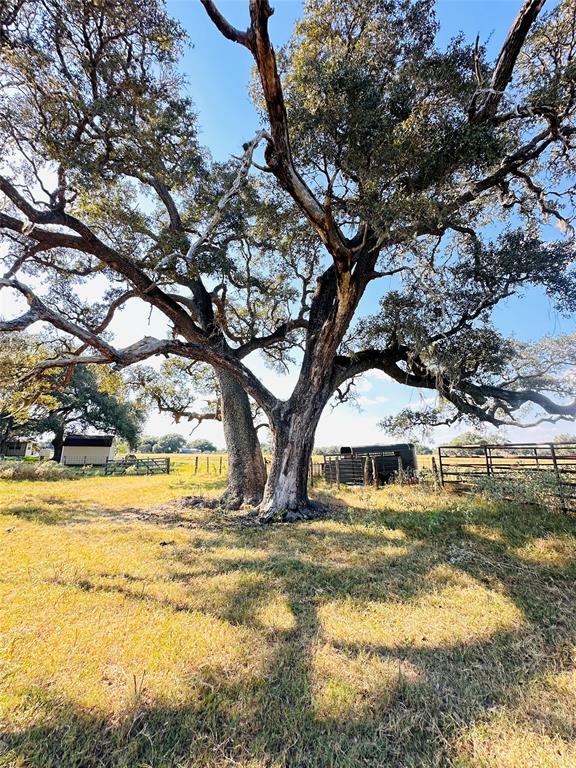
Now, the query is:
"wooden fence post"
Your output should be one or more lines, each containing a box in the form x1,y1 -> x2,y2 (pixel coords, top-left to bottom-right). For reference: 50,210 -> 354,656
167,457 -> 171,475
363,455 -> 369,487
483,445 -> 490,477
372,457 -> 379,488
437,448 -> 444,486
336,457 -> 340,489
194,455 -> 198,474
219,455 -> 223,475
431,456 -> 439,486
550,444 -> 567,513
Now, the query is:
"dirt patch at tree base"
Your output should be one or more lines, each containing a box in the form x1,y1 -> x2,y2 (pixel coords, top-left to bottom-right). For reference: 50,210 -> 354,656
117,495 -> 332,530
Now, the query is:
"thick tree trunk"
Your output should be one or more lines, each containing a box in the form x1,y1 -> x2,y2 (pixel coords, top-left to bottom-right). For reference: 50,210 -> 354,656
259,396 -> 326,522
217,370 -> 267,508
51,424 -> 65,463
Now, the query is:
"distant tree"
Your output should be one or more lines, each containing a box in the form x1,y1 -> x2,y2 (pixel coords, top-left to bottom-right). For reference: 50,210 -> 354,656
447,429 -> 507,457
552,432 -> 576,455
188,439 -> 217,453
153,433 -> 188,454
31,366 -> 145,461
0,335 -> 145,459
313,446 -> 341,456
114,440 -> 130,455
137,436 -> 157,453
414,442 -> 433,455
553,433 -> 575,444
449,431 -> 494,447
448,430 -> 508,447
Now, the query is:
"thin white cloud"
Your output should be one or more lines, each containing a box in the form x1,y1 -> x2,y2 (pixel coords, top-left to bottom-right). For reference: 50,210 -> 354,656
357,395 -> 390,406
355,377 -> 374,393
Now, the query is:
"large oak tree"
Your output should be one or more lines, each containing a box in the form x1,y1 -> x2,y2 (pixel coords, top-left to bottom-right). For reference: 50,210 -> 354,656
1,0 -> 576,519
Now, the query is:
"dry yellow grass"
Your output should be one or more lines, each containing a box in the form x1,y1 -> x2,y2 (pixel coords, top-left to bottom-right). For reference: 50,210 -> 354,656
1,467 -> 575,767
0,457 -> 223,515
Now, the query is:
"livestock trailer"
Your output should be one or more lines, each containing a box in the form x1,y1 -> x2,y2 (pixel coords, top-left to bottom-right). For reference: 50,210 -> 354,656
323,443 -> 417,485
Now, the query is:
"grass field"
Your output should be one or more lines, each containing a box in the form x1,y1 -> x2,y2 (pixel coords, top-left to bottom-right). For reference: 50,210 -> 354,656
1,458 -> 576,767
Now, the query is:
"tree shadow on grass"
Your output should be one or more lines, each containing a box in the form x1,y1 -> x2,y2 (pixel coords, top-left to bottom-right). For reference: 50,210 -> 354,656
0,498 -> 105,525
3,490 -> 576,766
317,484 -> 576,547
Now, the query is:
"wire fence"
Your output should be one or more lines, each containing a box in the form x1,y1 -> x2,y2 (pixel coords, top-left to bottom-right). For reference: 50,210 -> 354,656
189,454 -> 227,475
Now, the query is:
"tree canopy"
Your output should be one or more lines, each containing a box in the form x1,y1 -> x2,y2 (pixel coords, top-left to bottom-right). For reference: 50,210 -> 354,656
189,439 -> 218,453
152,433 -> 189,454
34,365 -> 145,452
0,333 -> 58,441
0,332 -> 145,457
1,0 -> 575,518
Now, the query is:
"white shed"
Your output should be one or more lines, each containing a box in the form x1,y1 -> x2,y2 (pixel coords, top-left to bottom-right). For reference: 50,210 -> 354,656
60,434 -> 115,466
0,439 -> 36,457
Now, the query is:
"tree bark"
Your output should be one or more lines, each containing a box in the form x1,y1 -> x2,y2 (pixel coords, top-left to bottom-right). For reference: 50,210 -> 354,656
258,392 -> 327,521
257,266 -> 362,521
216,370 -> 267,508
51,423 -> 65,462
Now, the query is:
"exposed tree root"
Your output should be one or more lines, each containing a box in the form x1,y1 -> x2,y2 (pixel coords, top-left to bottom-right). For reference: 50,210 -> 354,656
216,490 -> 263,511
258,499 -> 328,524
151,495 -> 329,526
180,493 -> 261,512
177,494 -> 329,525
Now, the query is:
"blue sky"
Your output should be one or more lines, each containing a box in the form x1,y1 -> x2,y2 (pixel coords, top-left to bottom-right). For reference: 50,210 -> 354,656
3,1 -> 572,447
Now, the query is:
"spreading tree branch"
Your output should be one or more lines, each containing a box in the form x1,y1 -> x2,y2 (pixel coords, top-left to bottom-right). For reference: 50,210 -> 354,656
469,0 -> 547,123
200,0 -> 354,267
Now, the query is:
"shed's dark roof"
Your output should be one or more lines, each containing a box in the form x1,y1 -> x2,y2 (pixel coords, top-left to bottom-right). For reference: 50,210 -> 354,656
0,439 -> 28,448
61,434 -> 114,447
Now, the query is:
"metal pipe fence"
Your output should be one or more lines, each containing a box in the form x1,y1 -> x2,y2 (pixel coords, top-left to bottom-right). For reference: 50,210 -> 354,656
104,457 -> 171,476
437,442 -> 576,513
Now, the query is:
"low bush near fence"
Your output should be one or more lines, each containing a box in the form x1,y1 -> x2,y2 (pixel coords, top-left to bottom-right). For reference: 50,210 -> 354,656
469,470 -> 564,511
437,442 -> 576,513
0,461 -> 74,481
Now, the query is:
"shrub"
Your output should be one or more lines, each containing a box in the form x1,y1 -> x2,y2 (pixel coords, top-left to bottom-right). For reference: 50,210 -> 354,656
36,462 -> 74,480
0,461 -> 73,481
469,470 -> 563,511
0,463 -> 33,480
